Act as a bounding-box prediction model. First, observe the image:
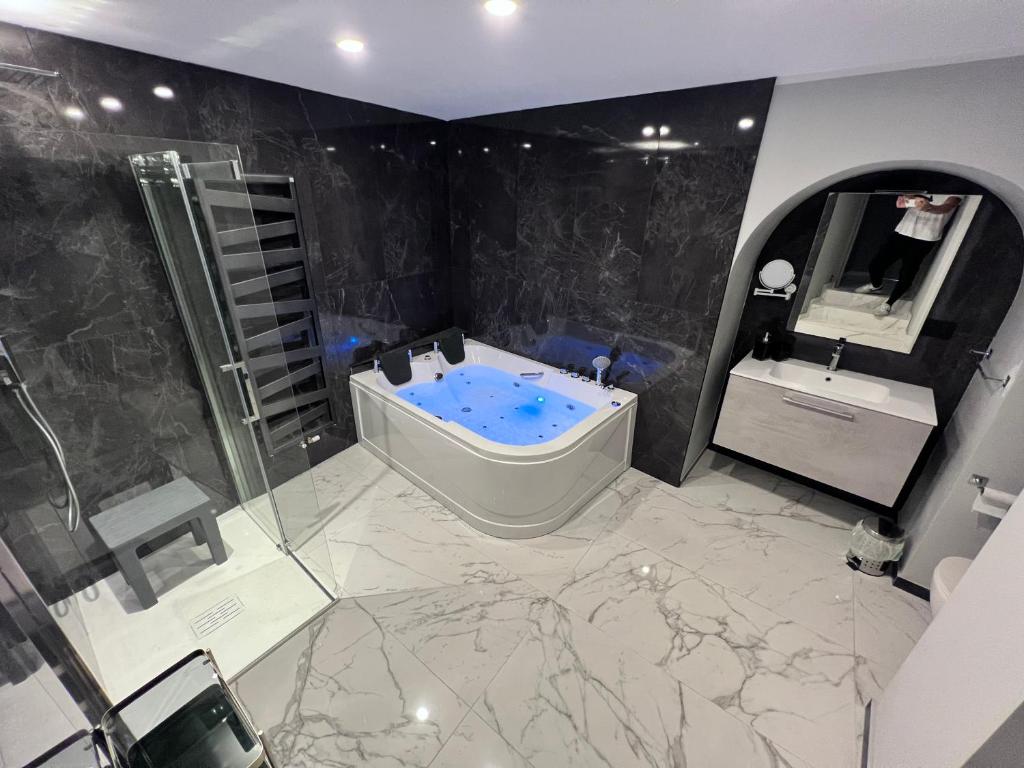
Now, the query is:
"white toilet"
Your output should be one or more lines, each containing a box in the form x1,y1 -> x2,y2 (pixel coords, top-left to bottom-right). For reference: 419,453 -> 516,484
929,556 -> 973,617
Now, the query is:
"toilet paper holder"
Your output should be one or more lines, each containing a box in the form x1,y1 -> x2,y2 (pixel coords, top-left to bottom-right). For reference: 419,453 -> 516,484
968,474 -> 1019,521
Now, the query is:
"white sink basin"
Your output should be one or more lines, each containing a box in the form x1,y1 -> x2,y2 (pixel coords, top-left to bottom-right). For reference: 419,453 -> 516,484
767,360 -> 891,403
731,354 -> 937,425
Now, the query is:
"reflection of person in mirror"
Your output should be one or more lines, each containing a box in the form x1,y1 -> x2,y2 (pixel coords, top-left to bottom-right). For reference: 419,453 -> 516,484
855,194 -> 962,315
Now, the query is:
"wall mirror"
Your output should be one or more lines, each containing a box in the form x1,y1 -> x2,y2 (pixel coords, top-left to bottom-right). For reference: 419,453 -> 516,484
753,258 -> 797,299
789,191 -> 981,353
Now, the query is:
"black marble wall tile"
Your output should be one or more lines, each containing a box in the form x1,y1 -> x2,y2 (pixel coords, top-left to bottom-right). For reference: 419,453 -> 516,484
730,171 -> 1023,509
0,21 -> 453,600
449,81 -> 774,484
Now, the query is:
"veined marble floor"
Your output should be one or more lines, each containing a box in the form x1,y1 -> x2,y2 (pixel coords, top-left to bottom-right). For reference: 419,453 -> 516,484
236,445 -> 932,768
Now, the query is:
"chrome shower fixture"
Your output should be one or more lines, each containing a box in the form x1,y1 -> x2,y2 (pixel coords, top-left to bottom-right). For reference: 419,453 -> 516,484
592,355 -> 612,386
1,335 -> 81,532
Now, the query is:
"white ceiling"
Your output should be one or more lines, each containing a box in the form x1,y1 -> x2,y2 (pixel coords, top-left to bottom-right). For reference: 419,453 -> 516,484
4,0 -> 1024,119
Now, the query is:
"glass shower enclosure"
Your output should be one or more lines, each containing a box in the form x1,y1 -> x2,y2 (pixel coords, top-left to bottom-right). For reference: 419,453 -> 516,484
130,149 -> 337,579
0,131 -> 337,717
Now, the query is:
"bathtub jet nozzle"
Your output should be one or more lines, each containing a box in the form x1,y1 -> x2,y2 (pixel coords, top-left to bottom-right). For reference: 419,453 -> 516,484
592,355 -> 612,386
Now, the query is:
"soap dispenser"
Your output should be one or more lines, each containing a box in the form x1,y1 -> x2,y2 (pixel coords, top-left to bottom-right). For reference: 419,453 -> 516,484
752,329 -> 774,361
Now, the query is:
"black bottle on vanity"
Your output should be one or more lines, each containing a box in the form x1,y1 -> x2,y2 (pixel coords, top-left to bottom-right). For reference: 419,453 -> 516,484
752,328 -> 774,361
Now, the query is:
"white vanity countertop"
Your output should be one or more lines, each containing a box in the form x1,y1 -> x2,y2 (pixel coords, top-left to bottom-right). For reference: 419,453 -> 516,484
730,353 -> 938,425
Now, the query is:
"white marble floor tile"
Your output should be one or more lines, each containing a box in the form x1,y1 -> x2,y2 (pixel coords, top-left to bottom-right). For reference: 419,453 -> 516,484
234,599 -> 468,768
416,487 -> 622,582
358,580 -> 547,704
429,711 -> 534,768
475,599 -> 799,768
326,496 -> 517,598
854,654 -> 898,765
616,488 -> 856,649
674,452 -> 864,556
853,572 -> 931,671
536,531 -> 857,768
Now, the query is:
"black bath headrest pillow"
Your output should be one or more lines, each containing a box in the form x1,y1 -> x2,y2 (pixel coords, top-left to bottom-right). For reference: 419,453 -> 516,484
379,348 -> 412,385
438,331 -> 466,365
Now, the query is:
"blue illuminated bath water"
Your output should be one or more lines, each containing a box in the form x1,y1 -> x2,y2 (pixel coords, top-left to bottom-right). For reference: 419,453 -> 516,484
396,365 -> 596,445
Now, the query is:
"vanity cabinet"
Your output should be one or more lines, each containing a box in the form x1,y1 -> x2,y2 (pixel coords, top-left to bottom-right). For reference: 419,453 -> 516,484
714,372 -> 933,506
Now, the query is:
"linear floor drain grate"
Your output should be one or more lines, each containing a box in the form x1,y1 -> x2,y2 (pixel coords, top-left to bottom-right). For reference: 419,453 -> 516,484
189,595 -> 244,639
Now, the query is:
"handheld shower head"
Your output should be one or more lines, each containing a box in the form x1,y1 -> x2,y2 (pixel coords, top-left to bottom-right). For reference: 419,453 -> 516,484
592,355 -> 612,386
0,335 -> 24,387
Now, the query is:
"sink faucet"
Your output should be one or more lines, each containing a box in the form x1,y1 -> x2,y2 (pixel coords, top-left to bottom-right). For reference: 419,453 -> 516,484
828,338 -> 846,372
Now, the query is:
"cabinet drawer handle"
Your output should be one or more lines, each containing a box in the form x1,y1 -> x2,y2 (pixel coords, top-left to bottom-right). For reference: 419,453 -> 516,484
781,394 -> 855,421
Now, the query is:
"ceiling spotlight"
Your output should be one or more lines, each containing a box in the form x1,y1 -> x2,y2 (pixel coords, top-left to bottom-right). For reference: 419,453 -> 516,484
152,85 -> 174,100
379,143 -> 386,150
415,706 -> 430,722
483,146 -> 490,153
641,125 -> 656,138
336,38 -> 365,53
658,125 -> 670,136
98,96 -> 123,112
694,141 -> 701,146
737,117 -> 755,130
62,105 -> 86,121
429,140 -> 437,146
522,142 -> 532,149
484,0 -> 518,16
325,145 -> 336,152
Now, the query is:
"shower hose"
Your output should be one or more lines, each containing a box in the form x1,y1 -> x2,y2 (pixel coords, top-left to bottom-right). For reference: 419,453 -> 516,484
10,384 -> 80,533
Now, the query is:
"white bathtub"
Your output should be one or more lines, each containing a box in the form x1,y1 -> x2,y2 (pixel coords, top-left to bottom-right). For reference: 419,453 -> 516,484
350,339 -> 637,538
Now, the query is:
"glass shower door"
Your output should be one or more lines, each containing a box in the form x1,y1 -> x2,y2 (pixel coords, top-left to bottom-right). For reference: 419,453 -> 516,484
131,150 -> 337,591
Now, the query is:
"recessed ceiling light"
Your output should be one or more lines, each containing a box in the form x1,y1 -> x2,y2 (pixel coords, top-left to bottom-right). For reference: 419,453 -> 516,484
658,125 -> 670,136
152,85 -> 174,100
522,142 -> 532,149
325,145 -> 336,152
737,117 -> 755,130
641,125 -> 655,138
484,0 -> 517,16
429,140 -> 437,146
379,143 -> 386,150
62,105 -> 85,121
336,38 -> 365,53
483,146 -> 490,153
694,141 -> 701,146
415,706 -> 430,722
98,96 -> 122,112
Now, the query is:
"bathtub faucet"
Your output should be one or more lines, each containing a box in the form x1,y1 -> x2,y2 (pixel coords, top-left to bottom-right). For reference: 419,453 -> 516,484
593,356 -> 612,386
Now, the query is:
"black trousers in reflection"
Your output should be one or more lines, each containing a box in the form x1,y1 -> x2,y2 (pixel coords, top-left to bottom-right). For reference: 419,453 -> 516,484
868,232 -> 936,305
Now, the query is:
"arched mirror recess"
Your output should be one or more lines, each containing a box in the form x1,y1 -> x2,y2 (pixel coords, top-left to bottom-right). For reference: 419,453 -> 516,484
717,169 -> 1023,512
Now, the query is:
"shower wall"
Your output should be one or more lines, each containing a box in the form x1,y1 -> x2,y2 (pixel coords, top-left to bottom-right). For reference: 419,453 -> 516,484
448,81 -> 774,483
0,21 -> 451,600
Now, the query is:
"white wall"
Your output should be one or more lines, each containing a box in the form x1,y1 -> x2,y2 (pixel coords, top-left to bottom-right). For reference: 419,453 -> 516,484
868,495 -> 1024,767
690,57 -> 1024,588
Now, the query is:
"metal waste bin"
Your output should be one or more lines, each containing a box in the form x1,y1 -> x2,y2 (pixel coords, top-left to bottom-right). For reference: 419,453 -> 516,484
846,517 -> 906,576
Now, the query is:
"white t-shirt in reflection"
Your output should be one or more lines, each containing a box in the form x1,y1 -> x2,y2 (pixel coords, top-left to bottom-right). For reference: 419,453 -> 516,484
895,195 -> 958,242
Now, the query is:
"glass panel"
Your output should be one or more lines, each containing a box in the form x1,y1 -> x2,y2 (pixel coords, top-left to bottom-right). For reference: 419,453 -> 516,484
180,158 -> 337,590
1,130 -> 335,703
130,152 -> 273,540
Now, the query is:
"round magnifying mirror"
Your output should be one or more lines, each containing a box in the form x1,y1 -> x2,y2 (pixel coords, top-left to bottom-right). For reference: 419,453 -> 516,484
758,259 -> 796,290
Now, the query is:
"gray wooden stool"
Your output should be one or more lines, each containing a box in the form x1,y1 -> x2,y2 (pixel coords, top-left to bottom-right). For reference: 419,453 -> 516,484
90,478 -> 227,609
